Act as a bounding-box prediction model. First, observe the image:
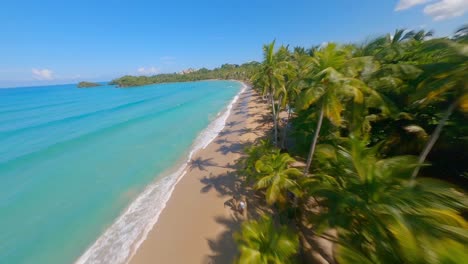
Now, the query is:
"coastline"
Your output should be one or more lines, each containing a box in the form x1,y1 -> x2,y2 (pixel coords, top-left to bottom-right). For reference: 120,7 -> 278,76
128,84 -> 269,263
75,81 -> 269,264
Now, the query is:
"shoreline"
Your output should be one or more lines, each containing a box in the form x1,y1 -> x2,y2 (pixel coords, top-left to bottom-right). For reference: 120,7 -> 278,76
75,81 -> 263,264
128,83 -> 269,263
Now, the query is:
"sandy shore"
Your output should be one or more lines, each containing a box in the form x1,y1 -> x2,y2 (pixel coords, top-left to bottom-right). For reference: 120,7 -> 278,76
129,85 -> 270,263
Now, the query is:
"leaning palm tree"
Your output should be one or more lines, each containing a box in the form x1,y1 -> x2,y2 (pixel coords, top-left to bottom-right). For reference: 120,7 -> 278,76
254,151 -> 302,206
305,137 -> 467,263
410,39 -> 468,181
251,40 -> 287,146
296,43 -> 374,174
279,49 -> 315,149
234,215 -> 299,264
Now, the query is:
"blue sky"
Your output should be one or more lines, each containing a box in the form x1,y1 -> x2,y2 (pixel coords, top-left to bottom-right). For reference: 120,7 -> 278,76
1,0 -> 467,88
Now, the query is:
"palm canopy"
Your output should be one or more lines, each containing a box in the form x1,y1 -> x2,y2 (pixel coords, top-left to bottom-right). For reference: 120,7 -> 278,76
296,43 -> 371,125
295,43 -> 384,173
252,40 -> 288,97
251,40 -> 293,146
234,216 -> 299,264
357,29 -> 417,62
254,151 -> 302,206
241,139 -> 276,180
306,137 -> 467,263
412,39 -> 468,108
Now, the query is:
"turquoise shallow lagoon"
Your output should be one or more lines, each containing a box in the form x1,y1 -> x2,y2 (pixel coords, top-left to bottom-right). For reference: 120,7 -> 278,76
0,80 -> 241,264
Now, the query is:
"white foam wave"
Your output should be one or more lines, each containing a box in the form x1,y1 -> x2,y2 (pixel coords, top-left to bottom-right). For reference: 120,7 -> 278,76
75,82 -> 248,264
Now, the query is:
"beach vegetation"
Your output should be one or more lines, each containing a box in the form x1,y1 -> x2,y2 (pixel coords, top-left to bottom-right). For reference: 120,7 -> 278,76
236,25 -> 467,263
110,61 -> 260,87
234,215 -> 299,264
77,81 -> 102,88
253,151 -> 302,207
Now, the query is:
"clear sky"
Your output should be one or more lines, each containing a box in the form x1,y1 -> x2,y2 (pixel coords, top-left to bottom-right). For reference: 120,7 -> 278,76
1,0 -> 467,88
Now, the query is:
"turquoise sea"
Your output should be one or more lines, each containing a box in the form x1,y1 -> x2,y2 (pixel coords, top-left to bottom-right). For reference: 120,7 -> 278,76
0,80 -> 242,264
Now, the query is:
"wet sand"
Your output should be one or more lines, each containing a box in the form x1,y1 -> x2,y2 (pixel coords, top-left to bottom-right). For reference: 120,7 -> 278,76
129,85 -> 271,263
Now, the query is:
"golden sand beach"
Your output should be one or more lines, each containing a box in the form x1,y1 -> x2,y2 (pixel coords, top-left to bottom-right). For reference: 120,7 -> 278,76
129,85 -> 271,263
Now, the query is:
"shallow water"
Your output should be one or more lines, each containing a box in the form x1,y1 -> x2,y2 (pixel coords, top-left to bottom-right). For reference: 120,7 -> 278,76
0,80 -> 241,264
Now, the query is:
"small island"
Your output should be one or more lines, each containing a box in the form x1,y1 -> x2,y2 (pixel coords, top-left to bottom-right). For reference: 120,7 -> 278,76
77,81 -> 102,88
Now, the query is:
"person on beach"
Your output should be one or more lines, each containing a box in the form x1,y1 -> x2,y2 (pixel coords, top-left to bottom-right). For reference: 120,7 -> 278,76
238,200 -> 246,215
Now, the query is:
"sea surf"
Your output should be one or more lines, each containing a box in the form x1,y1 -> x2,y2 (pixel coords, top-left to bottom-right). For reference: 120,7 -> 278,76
0,80 -> 244,264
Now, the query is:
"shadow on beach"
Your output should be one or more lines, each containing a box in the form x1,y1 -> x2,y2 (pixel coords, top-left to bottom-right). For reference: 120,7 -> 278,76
199,168 -> 273,263
198,89 -> 275,263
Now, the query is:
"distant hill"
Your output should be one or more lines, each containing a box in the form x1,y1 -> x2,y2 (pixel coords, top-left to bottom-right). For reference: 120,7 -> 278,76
110,62 -> 260,87
77,81 -> 103,88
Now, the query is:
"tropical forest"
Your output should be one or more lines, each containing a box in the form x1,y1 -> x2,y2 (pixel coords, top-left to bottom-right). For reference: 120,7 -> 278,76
110,62 -> 259,87
232,25 -> 468,263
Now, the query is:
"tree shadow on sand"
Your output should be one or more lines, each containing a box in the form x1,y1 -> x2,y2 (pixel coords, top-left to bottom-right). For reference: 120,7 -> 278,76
189,157 -> 226,171
256,114 -> 273,127
200,170 -> 273,263
200,171 -> 240,195
203,216 -> 241,264
226,120 -> 242,128
219,129 -> 235,137
216,142 -> 247,155
234,110 -> 246,115
215,137 -> 231,145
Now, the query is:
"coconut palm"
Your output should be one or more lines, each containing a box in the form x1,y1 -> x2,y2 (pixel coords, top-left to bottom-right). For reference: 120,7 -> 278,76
234,215 -> 299,264
279,49 -> 315,149
296,43 -> 374,174
305,137 -> 467,263
357,29 -> 413,63
240,140 -> 276,181
252,40 -> 288,146
404,29 -> 434,42
453,24 -> 468,42
254,151 -> 302,206
409,39 -> 468,180
272,45 -> 298,149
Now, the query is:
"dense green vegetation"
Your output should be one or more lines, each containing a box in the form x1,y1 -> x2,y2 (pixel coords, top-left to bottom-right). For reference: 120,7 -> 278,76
77,81 -> 102,88
235,25 -> 467,263
110,62 -> 260,87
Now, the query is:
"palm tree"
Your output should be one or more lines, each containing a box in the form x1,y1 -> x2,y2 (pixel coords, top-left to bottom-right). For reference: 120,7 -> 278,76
453,24 -> 468,42
234,215 -> 299,264
296,43 -> 372,174
254,151 -> 302,206
305,137 -> 467,263
358,29 -> 411,63
272,45 -> 296,149
240,139 -> 276,181
410,39 -> 468,181
252,40 -> 287,146
404,29 -> 434,42
279,49 -> 315,149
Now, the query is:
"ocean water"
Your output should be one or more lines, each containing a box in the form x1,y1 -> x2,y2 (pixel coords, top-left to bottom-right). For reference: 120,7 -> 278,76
0,80 -> 243,264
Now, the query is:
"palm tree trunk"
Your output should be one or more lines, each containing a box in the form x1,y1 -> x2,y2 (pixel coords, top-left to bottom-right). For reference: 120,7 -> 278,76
275,94 -> 283,145
270,92 -> 278,146
304,105 -> 324,175
411,100 -> 458,182
281,106 -> 292,149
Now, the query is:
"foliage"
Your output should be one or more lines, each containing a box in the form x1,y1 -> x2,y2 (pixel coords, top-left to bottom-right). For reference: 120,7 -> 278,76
254,151 -> 302,206
240,139 -> 276,180
234,215 -> 299,264
110,61 -> 260,87
236,25 -> 467,263
306,138 -> 467,263
77,81 -> 102,88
